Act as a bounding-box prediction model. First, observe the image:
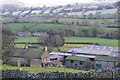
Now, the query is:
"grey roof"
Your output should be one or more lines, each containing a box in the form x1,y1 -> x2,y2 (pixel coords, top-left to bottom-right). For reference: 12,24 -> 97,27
68,45 -> 119,56
11,48 -> 43,59
50,55 -> 63,59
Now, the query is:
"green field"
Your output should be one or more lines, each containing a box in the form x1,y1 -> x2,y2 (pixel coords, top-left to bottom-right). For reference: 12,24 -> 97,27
3,23 -> 118,32
1,64 -> 86,73
15,36 -> 39,43
65,37 -> 119,47
15,37 -> 118,47
3,23 -> 36,31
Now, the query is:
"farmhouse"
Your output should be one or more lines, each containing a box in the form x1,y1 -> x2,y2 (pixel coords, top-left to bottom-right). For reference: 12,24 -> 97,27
7,47 -> 42,67
8,45 -> 50,67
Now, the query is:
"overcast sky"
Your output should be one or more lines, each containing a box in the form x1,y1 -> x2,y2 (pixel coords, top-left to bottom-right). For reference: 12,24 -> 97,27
17,0 -> 95,7
1,0 -> 118,7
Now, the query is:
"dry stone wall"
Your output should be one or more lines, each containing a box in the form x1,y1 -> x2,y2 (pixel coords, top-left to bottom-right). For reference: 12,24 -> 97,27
1,69 -> 120,79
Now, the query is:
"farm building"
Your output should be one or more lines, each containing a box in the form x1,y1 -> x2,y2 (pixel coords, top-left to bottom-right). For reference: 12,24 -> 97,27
7,47 -> 42,67
68,45 -> 119,57
65,45 -> 118,70
17,32 -> 31,37
17,32 -> 47,37
94,56 -> 117,70
50,55 -> 64,61
31,32 -> 47,37
50,45 -> 119,70
7,45 -> 50,67
65,56 -> 117,70
65,56 -> 88,70
41,46 -> 51,67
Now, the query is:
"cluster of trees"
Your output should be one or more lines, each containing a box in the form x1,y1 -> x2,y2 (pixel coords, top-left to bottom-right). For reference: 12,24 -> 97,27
40,31 -> 64,52
2,28 -> 16,63
32,27 -> 119,40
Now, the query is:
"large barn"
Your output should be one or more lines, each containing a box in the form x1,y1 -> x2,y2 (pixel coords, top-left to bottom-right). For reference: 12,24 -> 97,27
68,45 -> 119,57
50,45 -> 119,70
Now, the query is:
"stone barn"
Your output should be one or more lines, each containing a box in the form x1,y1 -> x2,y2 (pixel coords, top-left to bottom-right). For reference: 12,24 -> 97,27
94,56 -> 117,70
65,56 -> 88,69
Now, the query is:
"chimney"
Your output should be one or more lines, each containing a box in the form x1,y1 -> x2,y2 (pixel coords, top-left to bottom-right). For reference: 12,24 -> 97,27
24,44 -> 28,49
45,46 -> 48,51
13,43 -> 16,48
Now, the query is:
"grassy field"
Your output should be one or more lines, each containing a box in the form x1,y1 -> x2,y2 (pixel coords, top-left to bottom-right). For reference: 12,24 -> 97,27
53,44 -> 89,52
15,36 -> 39,43
1,64 -> 86,73
65,37 -> 119,47
15,36 -> 118,48
3,23 -> 36,31
4,34 -> 118,53
3,23 -> 118,32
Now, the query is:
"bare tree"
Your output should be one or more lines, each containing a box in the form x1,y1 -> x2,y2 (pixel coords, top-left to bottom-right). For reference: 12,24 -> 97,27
2,28 -> 16,63
85,59 -> 94,70
40,33 -> 64,52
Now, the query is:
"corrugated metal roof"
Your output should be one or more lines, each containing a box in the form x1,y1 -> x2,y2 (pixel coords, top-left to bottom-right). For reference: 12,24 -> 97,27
50,52 -> 71,56
68,45 -> 119,56
50,55 -> 63,59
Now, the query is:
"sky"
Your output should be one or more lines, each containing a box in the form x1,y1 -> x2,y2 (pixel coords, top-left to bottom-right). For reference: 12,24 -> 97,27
19,0 -> 119,7
1,0 -> 118,7
17,0 -> 95,7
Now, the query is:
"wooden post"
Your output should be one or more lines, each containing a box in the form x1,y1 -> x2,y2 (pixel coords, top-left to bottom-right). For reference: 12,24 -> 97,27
17,60 -> 21,67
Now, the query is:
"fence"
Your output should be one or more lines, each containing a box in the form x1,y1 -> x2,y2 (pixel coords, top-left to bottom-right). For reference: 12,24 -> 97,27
1,69 -> 120,79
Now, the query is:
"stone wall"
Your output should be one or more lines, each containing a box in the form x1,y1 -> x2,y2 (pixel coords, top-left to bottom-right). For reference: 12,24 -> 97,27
1,69 -> 120,79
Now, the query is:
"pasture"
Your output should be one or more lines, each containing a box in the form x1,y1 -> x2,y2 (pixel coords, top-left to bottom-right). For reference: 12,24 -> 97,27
65,37 -> 119,47
15,36 -> 39,43
3,23 -> 118,32
1,64 -> 86,73
15,37 -> 119,49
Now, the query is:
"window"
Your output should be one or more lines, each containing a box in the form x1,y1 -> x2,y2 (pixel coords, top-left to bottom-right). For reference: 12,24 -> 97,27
96,64 -> 102,69
75,64 -> 77,67
80,62 -> 82,65
71,60 -> 73,63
